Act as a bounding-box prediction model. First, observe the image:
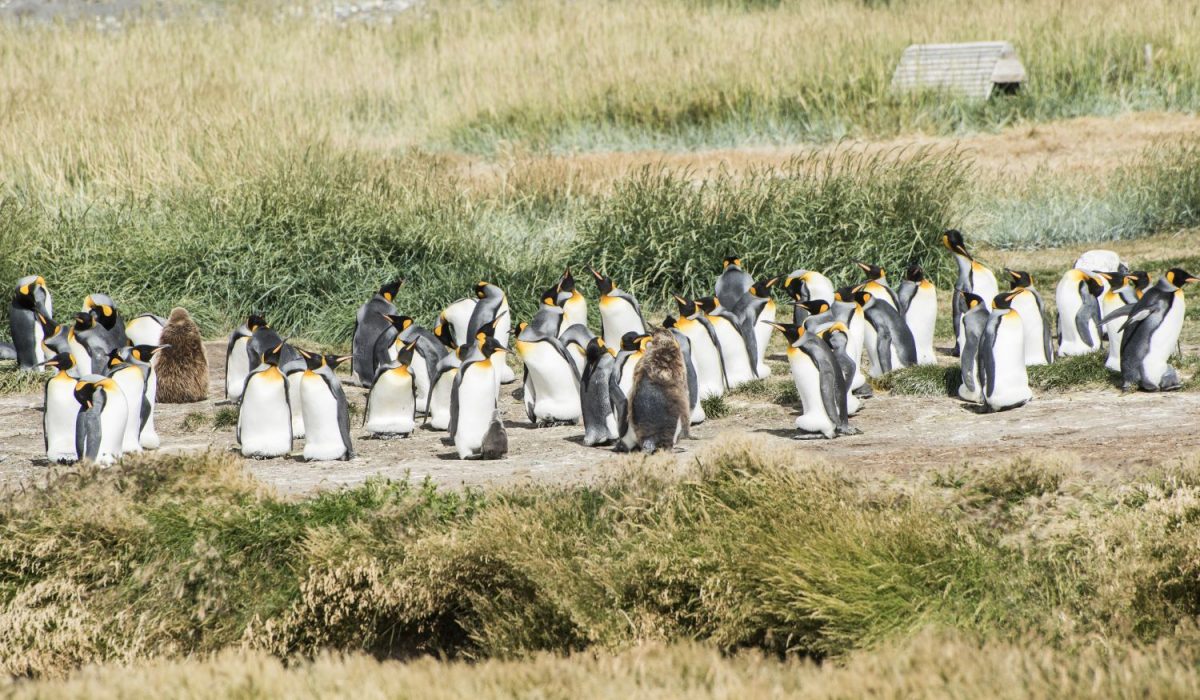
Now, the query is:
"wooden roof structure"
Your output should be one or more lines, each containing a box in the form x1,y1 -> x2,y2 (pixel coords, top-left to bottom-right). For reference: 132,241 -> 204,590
891,42 -> 1026,100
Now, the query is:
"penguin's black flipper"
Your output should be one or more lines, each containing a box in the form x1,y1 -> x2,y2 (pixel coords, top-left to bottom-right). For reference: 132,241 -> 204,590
609,370 -> 628,447
448,365 -> 467,441
1075,289 -> 1102,348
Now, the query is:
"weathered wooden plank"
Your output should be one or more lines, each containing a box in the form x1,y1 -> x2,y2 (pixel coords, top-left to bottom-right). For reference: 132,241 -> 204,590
891,41 -> 1026,99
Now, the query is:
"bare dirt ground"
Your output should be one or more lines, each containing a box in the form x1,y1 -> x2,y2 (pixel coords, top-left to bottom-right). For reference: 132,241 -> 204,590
2,338 -> 1198,495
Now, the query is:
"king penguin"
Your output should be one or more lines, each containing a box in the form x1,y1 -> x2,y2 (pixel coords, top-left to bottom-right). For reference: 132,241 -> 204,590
1000,269 -> 1053,366
943,229 -> 998,355
465,281 -> 515,384
83,294 -> 127,351
1096,271 -> 1133,371
955,292 -> 991,403
224,315 -> 262,401
373,314 -> 445,414
625,328 -> 691,453
298,351 -> 354,461
715,256 -> 754,310
41,352 -> 80,463
768,321 -> 856,439
366,342 -> 418,438
351,279 -> 403,387
515,305 -> 582,426
615,331 -> 652,398
556,267 -> 589,333
698,296 -> 756,389
237,342 -> 293,459
977,307 -> 1033,412
451,336 -> 501,459
103,348 -> 149,455
427,343 -> 464,431
854,290 -> 917,376
123,344 -> 167,450
896,265 -> 938,365
580,337 -> 620,446
558,323 -> 596,376
664,320 -> 705,425
669,295 -> 726,399
10,275 -> 53,370
439,296 -> 479,348
853,261 -> 901,309
70,311 -> 108,374
73,375 -> 128,465
590,268 -> 647,348
733,277 -> 778,378
783,269 -> 836,305
1109,268 -> 1198,392
38,314 -> 72,359
125,313 -> 166,347
1055,268 -> 1104,356
818,322 -> 862,416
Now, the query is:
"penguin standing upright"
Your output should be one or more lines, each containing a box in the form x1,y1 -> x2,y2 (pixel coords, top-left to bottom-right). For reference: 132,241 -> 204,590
715,256 -> 753,310
83,294 -> 127,351
580,337 -> 620,446
626,328 -> 691,453
768,322 -> 856,439
1097,271 -> 1133,372
157,308 -> 209,403
103,349 -> 148,455
854,261 -> 901,309
804,297 -> 870,397
38,314 -> 72,359
298,351 -> 353,461
123,344 -> 167,450
41,352 -> 80,463
783,269 -> 836,305
590,268 -> 647,348
955,292 -> 991,403
896,265 -> 938,365
1055,269 -> 1104,357
665,321 -> 705,425
365,342 -> 417,438
451,336 -> 500,459
439,297 -> 478,347
943,229 -> 999,355
224,315 -> 262,401
125,313 -> 166,347
977,308 -> 1033,412
615,332 -> 652,398
237,343 -> 292,459
818,323 -> 862,416
351,279 -> 403,387
243,316 -> 301,432
734,277 -> 778,379
73,376 -> 128,465
558,323 -> 596,375
63,313 -> 94,376
1001,270 -> 1053,366
1110,268 -> 1198,392
426,346 -> 464,431
854,290 -> 917,376
669,295 -> 726,399
698,296 -> 756,389
373,315 -> 445,414
465,282 -> 514,384
71,311 -> 111,374
515,309 -> 582,426
556,268 -> 589,333
10,275 -> 53,370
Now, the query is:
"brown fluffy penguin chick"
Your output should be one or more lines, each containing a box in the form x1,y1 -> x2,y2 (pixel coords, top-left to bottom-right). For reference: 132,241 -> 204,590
629,328 -> 690,453
156,307 -> 209,403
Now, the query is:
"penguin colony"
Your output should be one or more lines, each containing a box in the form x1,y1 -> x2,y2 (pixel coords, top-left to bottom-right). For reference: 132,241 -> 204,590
4,230 -> 1197,465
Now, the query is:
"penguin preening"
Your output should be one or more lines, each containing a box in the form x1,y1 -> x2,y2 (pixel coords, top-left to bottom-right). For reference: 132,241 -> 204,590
351,279 -> 403,387
439,296 -> 478,348
125,313 -> 167,347
591,268 -> 647,349
1107,268 -> 1198,392
10,275 -> 53,370
1055,269 -> 1104,357
768,321 -> 856,439
83,294 -> 127,352
624,328 -> 690,454
298,350 -> 354,461
943,229 -> 998,356
783,269 -> 836,306
1001,270 -> 1053,367
896,265 -> 938,365
238,342 -> 292,459
74,375 -> 128,465
41,352 -> 80,463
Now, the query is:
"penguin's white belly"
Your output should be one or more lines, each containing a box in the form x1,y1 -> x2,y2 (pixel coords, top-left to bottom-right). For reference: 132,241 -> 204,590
366,368 -> 415,436
1056,283 -> 1098,356
411,352 -> 430,412
519,341 -> 581,422
599,298 -> 645,348
753,302 -> 775,377
847,311 -> 867,390
562,296 -> 588,331
96,396 -> 129,465
428,369 -> 457,430
972,268 -> 998,309
906,287 -> 938,365
1143,297 -> 1184,385
984,318 -> 1031,410
444,298 -> 477,347
140,369 -> 160,449
679,322 -> 724,399
226,337 -> 250,400
69,337 -> 92,376
1099,293 -> 1126,372
45,376 -> 79,462
787,349 -> 834,437
301,373 -> 347,460
618,354 -> 641,398
34,322 -> 45,365
1011,293 -> 1049,366
239,371 -> 291,457
710,317 -> 754,388
287,371 -> 306,439
455,363 -> 497,459
568,344 -> 587,375
492,349 -> 510,392
126,316 -> 164,346
111,367 -> 145,454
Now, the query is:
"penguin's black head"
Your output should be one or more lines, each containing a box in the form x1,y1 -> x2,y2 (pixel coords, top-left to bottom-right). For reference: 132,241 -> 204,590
749,277 -> 778,299
298,348 -> 325,371
942,229 -> 969,257
819,322 -> 850,346
246,314 -> 269,332
1083,275 -> 1105,297
325,353 -> 352,369
73,311 -> 95,332
1166,268 -> 1200,288
396,340 -> 417,367
854,261 -> 885,281
782,275 -> 806,300
662,316 -> 677,329
589,267 -> 615,295
433,318 -> 457,350
766,321 -> 805,347
993,291 -> 1015,310
852,290 -> 873,307
1005,268 -> 1033,290
833,285 -> 858,303
130,344 -> 167,364
619,331 -> 644,352
797,300 -> 830,316
37,313 -> 59,337
378,279 -> 404,302
73,381 -> 99,410
39,352 -> 73,371
904,265 -> 927,283
262,342 -> 286,367
723,256 -> 743,269
585,337 -> 611,363
960,290 -> 985,309
1128,271 -> 1151,291
481,336 -> 505,360
383,314 -> 414,333
557,267 -> 576,294
475,311 -> 506,342
697,296 -> 719,314
539,284 -> 559,308
672,294 -> 697,318
84,295 -> 118,329
106,348 -> 128,370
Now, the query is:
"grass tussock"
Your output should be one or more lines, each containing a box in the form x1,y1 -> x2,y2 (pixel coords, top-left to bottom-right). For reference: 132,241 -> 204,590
1027,352 -> 1113,391
5,443 -> 1200,678
871,364 -> 962,396
700,395 -> 731,419
0,366 -> 45,396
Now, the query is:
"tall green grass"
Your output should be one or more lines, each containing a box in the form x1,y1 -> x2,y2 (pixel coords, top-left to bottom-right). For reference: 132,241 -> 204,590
5,443 -> 1200,677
